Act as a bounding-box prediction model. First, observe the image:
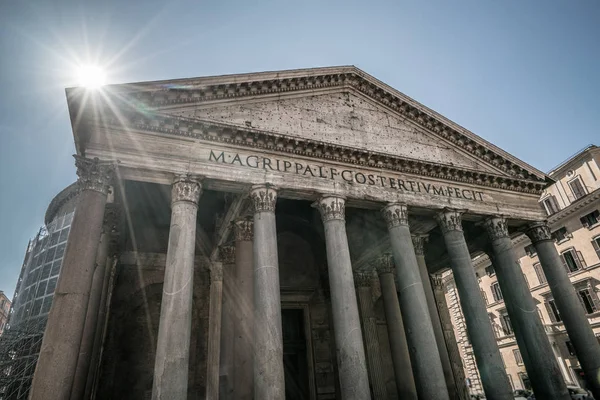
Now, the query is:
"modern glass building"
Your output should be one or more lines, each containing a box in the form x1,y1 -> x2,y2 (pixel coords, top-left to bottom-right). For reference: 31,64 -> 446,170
0,183 -> 78,400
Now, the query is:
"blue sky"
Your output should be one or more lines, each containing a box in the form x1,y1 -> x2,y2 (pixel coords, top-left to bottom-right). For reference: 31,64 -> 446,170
1,0 -> 599,298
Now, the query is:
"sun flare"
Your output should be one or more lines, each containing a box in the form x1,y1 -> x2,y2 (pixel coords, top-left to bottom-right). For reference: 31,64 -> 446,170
76,65 -> 106,88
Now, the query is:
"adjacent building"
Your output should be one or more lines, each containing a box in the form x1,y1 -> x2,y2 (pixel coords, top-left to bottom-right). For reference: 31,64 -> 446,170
0,293 -> 10,337
445,145 -> 600,393
0,184 -> 78,400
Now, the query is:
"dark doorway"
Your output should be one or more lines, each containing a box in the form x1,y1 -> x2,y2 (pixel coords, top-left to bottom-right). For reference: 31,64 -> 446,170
282,308 -> 310,400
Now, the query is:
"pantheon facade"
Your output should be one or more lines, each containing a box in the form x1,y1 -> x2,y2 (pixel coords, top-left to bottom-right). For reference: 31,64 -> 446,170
29,67 -> 600,400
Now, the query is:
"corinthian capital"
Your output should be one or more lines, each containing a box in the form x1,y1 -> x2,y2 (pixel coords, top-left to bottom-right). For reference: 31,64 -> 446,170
525,221 -> 552,244
234,219 -> 254,241
74,156 -> 114,195
313,195 -> 345,222
171,175 -> 202,205
483,216 -> 509,241
354,270 -> 374,288
374,253 -> 395,275
435,209 -> 465,234
250,184 -> 277,213
218,245 -> 235,264
382,203 -> 408,229
411,235 -> 429,256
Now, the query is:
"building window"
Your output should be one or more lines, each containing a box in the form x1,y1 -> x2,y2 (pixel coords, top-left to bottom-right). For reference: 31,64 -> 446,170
565,341 -> 576,356
578,289 -> 598,314
513,349 -> 524,365
547,299 -> 562,322
524,244 -> 537,257
485,265 -> 495,277
491,282 -> 503,302
560,249 -> 586,273
500,312 -> 513,335
592,236 -> 600,259
481,290 -> 488,306
569,177 -> 587,200
520,373 -> 532,390
507,373 -> 514,390
542,195 -> 560,215
580,210 -> 600,228
533,263 -> 547,285
551,227 -> 569,243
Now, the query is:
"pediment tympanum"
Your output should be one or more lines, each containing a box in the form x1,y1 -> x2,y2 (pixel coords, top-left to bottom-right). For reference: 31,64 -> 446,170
169,91 -> 498,175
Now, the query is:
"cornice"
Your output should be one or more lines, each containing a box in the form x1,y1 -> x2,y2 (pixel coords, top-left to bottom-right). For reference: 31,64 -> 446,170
547,188 -> 600,224
110,113 -> 546,195
84,67 -> 548,187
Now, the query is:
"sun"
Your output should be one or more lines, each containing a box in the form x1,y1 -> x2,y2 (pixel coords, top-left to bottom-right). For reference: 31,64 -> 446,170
76,65 -> 106,88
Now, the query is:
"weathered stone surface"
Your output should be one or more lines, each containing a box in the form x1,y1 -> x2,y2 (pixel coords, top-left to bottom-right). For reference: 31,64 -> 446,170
316,195 -> 371,400
151,177 -> 201,400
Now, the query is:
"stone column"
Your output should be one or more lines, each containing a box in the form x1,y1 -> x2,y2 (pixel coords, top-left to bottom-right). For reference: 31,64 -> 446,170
84,205 -> 120,400
526,222 -> 600,398
430,274 -> 471,400
250,185 -> 285,399
412,233 -> 462,399
70,204 -> 119,400
219,245 -> 236,400
206,261 -> 224,400
382,203 -> 449,400
435,210 -> 513,400
314,195 -> 371,399
374,255 -> 417,400
151,175 -> 202,400
483,216 -> 569,400
354,270 -> 388,400
233,218 -> 255,400
30,156 -> 114,400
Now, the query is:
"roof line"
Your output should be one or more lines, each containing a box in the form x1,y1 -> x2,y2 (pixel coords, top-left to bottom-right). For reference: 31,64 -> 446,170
547,144 -> 597,175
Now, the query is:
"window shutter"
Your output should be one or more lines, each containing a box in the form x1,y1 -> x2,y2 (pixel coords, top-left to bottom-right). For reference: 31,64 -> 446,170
592,238 -> 600,259
551,196 -> 559,211
545,302 -> 557,323
576,251 -> 587,268
576,290 -> 588,312
560,254 -> 570,273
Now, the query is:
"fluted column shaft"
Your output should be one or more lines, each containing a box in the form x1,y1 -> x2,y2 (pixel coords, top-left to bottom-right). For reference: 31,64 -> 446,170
382,203 -> 449,400
30,156 -> 114,400
233,218 -> 254,400
314,195 -> 371,400
355,271 -> 388,400
484,217 -> 569,400
152,175 -> 202,400
412,234 -> 460,398
526,222 -> 600,399
206,262 -> 224,400
251,185 -> 285,399
375,256 -> 417,400
219,246 -> 236,400
435,210 -> 512,400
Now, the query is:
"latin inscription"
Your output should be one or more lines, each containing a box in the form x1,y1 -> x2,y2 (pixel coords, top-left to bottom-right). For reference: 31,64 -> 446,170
209,150 -> 486,202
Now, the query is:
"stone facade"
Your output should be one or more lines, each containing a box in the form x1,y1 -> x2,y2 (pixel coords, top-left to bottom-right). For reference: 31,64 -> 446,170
445,145 -> 600,394
0,292 -> 10,336
25,67 -> 600,400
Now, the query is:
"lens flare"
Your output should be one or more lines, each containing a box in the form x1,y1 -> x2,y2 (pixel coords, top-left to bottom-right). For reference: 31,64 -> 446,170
76,65 -> 106,88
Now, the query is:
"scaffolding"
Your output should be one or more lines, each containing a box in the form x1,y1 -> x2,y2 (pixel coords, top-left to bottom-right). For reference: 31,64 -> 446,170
0,315 -> 47,400
0,223 -> 59,400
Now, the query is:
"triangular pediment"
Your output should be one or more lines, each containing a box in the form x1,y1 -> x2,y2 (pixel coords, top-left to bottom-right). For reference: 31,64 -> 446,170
164,90 -> 501,174
67,66 -> 549,189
